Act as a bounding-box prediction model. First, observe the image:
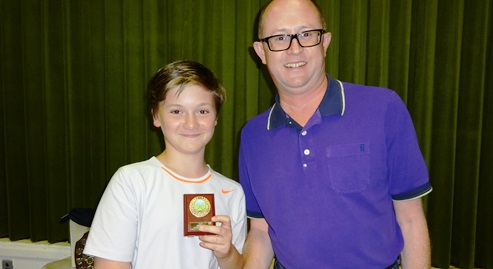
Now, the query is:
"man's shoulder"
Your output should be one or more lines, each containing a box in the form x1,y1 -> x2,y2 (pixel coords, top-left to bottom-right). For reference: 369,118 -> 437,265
340,80 -> 393,93
242,106 -> 273,130
340,81 -> 400,103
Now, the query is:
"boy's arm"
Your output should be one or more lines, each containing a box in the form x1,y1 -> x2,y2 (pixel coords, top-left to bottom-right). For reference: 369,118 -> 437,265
94,257 -> 130,269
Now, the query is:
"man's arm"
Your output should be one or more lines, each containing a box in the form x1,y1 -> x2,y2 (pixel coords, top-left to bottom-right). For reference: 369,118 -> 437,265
242,218 -> 275,269
94,257 -> 130,269
393,197 -> 431,268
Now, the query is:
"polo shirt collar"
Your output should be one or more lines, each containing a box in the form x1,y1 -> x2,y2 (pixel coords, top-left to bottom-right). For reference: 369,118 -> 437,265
267,74 -> 345,130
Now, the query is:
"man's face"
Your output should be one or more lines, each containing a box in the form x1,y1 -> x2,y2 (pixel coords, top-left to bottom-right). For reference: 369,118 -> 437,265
254,0 -> 331,96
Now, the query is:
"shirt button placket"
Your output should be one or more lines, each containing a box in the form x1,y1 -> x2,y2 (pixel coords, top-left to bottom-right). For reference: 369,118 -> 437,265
301,130 -> 309,168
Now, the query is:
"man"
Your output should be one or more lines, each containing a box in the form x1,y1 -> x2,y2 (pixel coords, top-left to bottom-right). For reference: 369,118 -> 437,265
239,0 -> 432,268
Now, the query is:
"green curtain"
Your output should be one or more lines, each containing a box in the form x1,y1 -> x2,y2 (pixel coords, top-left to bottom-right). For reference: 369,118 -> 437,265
0,1 -> 491,268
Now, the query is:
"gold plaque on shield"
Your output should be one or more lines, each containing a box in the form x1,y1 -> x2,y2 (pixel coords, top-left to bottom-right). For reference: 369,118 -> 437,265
183,193 -> 215,236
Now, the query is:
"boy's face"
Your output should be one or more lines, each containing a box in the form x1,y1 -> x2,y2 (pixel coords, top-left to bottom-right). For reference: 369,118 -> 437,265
153,84 -> 217,156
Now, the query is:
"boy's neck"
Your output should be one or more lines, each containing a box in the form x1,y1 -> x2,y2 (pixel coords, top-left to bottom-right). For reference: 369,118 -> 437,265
156,151 -> 209,178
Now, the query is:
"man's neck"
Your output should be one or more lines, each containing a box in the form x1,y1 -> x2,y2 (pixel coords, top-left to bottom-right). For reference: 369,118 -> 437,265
279,79 -> 327,127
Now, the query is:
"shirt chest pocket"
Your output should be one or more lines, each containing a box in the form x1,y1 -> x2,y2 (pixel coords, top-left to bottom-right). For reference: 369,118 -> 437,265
326,143 -> 370,193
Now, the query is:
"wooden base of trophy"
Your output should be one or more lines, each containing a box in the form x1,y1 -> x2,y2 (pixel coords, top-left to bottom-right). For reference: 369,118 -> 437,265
184,193 -> 215,236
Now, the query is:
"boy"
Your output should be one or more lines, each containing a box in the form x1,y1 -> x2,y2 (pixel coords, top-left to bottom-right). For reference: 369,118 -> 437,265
84,60 -> 246,269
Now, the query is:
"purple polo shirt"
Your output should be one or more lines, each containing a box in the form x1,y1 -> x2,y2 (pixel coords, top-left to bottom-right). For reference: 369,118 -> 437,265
239,75 -> 432,268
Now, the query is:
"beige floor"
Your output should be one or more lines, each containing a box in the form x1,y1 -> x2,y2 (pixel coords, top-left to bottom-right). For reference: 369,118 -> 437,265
42,256 -> 71,269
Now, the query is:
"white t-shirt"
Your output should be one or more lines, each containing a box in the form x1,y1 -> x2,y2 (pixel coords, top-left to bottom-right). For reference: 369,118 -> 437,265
84,157 -> 246,269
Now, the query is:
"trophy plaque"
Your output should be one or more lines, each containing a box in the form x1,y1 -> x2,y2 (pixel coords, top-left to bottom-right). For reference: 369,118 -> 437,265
183,193 -> 215,236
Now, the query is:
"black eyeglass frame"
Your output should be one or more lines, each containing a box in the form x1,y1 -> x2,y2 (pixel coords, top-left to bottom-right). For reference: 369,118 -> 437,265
259,29 -> 326,52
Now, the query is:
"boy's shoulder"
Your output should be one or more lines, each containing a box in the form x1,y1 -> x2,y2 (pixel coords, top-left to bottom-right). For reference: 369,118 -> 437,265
210,167 -> 242,188
113,157 -> 162,179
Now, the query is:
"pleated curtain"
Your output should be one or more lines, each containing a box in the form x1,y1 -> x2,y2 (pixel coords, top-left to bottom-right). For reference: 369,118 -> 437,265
0,1 -> 492,268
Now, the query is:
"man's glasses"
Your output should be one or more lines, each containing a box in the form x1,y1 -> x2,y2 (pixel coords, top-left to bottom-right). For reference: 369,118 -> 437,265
260,29 -> 326,52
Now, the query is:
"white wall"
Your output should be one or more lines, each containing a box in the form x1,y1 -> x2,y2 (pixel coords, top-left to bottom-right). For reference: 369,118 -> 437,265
0,238 -> 70,269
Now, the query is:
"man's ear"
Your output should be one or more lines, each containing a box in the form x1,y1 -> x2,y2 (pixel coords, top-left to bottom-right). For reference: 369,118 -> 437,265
253,41 -> 267,65
322,32 -> 332,56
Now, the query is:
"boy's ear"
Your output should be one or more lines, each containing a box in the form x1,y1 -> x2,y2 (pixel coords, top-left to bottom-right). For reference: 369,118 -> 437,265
152,111 -> 161,127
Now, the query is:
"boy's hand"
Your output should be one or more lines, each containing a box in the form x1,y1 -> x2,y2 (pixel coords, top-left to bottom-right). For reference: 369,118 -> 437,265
198,215 -> 233,259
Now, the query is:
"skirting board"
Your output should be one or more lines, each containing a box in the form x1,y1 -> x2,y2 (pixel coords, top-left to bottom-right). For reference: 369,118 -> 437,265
0,238 -> 70,269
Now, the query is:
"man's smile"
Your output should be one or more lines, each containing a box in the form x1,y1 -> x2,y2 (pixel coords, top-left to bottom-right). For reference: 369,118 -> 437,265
285,61 -> 307,68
